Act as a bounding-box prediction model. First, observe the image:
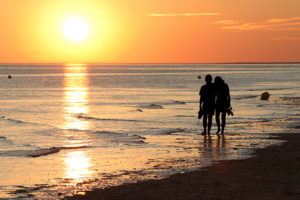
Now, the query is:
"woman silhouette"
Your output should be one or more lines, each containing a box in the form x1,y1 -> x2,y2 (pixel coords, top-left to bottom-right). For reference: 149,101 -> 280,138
214,76 -> 231,134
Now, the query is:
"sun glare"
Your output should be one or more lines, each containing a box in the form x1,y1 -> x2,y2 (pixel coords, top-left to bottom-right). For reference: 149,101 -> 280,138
63,18 -> 89,42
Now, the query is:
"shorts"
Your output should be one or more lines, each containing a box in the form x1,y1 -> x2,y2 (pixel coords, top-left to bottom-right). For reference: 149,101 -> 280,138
202,104 -> 215,115
216,102 -> 229,112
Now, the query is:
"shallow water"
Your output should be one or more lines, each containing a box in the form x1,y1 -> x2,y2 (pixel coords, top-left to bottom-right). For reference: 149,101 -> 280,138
0,64 -> 299,199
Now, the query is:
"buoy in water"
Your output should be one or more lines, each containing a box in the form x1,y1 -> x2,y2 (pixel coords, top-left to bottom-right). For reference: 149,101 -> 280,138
260,92 -> 270,100
8,75 -> 12,79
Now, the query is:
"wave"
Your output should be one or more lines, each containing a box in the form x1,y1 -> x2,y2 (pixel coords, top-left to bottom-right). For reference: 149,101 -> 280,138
77,114 -> 144,122
248,87 -> 294,91
29,146 -> 88,157
0,116 -> 28,124
140,100 -> 186,107
130,109 -> 143,112
170,100 -> 186,105
140,104 -> 164,109
279,97 -> 300,105
94,131 -> 146,144
159,128 -> 190,135
0,116 -> 54,128
28,147 -> 61,157
175,115 -> 195,118
61,129 -> 147,145
235,95 -> 259,100
0,146 -> 88,158
11,184 -> 52,195
0,136 -> 14,146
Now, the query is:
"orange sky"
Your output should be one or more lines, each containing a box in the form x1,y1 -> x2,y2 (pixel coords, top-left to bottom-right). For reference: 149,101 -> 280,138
0,0 -> 300,63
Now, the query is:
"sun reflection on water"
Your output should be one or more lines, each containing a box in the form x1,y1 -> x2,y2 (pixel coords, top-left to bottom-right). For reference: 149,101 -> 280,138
64,151 -> 93,182
63,64 -> 89,130
63,64 -> 93,184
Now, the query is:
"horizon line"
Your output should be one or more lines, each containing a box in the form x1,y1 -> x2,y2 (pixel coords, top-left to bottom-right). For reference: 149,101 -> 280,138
0,61 -> 300,65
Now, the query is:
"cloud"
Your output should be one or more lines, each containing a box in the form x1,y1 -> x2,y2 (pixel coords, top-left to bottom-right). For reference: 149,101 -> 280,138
271,37 -> 300,41
215,17 -> 300,31
147,12 -> 220,17
214,20 -> 242,25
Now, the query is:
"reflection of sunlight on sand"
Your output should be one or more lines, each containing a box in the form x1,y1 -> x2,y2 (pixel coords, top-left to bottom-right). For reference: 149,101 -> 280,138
63,65 -> 89,130
64,151 -> 92,183
63,64 -> 93,184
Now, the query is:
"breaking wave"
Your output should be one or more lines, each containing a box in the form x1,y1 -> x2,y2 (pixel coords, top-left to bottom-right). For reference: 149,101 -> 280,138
279,97 -> 300,105
0,116 -> 54,128
93,131 -> 146,144
248,87 -> 293,91
0,136 -> 14,146
175,115 -> 195,118
0,146 -> 88,158
139,101 -> 186,109
158,128 -> 190,135
140,104 -> 164,109
62,129 -> 147,145
77,114 -> 144,122
235,95 -> 259,100
0,116 -> 29,124
167,100 -> 186,105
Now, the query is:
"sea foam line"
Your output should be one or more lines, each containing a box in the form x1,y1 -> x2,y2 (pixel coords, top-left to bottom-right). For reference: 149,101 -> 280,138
77,114 -> 144,122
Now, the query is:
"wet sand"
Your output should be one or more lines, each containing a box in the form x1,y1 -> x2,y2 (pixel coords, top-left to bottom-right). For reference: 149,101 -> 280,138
65,133 -> 300,200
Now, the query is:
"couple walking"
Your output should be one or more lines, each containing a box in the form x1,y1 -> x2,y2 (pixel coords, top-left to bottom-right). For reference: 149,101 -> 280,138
199,74 -> 232,135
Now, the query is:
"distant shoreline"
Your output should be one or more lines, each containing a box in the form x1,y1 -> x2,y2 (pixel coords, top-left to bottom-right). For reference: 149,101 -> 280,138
65,132 -> 300,200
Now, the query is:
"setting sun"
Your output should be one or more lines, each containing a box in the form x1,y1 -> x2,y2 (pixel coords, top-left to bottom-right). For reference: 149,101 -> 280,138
63,17 -> 89,42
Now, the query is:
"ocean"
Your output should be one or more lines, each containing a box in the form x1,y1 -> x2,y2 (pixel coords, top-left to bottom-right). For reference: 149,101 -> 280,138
0,64 -> 299,199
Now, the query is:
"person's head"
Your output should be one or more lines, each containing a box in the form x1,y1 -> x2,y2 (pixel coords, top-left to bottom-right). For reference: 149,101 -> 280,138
205,74 -> 212,84
214,76 -> 223,85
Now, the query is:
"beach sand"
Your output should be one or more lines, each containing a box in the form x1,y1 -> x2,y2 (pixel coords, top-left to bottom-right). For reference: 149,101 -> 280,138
65,133 -> 300,200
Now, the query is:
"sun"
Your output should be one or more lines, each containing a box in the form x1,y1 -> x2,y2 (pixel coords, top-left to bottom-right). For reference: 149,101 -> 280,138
63,18 -> 89,42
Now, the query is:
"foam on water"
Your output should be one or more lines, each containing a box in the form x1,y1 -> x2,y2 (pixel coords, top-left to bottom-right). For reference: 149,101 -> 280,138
77,114 -> 146,122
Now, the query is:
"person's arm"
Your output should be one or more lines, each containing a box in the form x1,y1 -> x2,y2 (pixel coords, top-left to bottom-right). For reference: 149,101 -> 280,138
199,88 -> 203,110
227,84 -> 231,107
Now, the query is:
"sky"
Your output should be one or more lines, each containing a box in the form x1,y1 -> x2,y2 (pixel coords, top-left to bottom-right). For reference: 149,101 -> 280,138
0,0 -> 300,63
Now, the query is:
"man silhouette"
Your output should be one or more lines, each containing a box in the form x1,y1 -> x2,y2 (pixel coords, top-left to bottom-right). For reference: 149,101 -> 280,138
199,74 -> 215,135
214,76 -> 231,134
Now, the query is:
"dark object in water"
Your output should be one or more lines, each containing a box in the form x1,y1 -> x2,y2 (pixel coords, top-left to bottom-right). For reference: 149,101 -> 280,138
29,147 -> 60,157
28,146 -> 88,157
173,100 -> 186,104
141,104 -> 164,109
227,107 -> 234,116
198,108 -> 204,119
8,75 -> 12,79
261,92 -> 270,100
197,75 -> 201,79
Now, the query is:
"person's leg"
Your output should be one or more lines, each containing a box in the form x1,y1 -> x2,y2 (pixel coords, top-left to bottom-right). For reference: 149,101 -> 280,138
202,114 -> 207,135
207,114 -> 213,135
215,110 -> 220,134
221,111 -> 226,134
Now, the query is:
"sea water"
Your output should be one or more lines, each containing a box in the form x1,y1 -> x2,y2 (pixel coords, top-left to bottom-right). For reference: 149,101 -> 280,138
0,64 -> 299,199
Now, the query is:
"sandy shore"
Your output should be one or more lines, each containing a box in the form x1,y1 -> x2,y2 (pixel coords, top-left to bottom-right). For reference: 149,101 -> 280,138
65,133 -> 300,200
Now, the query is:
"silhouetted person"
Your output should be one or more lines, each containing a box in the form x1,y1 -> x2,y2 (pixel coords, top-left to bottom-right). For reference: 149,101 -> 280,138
199,74 -> 215,135
214,76 -> 231,134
